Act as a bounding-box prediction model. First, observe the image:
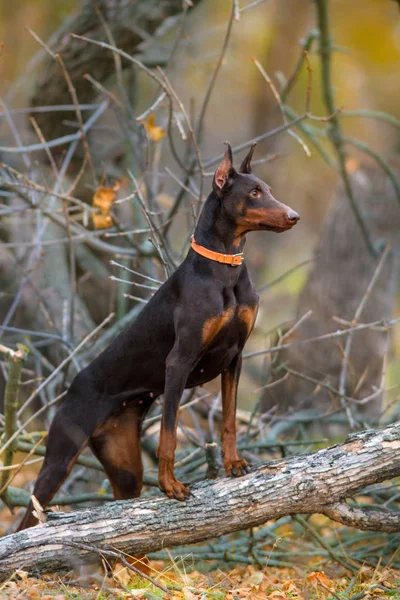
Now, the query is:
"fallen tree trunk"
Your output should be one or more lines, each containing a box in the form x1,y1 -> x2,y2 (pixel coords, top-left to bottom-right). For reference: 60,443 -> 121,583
1,422 -> 400,578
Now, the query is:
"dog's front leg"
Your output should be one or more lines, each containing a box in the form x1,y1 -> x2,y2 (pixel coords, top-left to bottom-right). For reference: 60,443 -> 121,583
221,353 -> 250,477
158,339 -> 195,501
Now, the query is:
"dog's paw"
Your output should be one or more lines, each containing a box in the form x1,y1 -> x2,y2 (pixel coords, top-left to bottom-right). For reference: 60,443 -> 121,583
224,457 -> 250,477
159,476 -> 191,501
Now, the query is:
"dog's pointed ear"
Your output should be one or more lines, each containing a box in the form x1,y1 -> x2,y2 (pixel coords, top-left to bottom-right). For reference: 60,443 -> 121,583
213,142 -> 235,195
239,143 -> 257,174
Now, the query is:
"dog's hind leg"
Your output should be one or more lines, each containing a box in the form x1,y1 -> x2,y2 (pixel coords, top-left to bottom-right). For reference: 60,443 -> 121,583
89,402 -> 145,501
89,401 -> 150,573
18,371 -> 114,530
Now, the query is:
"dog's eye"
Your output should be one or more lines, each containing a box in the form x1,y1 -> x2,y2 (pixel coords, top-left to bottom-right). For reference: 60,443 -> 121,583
249,189 -> 261,198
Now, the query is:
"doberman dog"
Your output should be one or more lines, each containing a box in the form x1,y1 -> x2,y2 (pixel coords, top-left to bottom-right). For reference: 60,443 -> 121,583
18,142 -> 299,530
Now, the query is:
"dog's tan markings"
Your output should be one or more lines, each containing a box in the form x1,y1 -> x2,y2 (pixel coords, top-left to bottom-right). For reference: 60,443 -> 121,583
157,429 -> 190,500
221,367 -> 249,477
238,305 -> 258,337
101,424 -> 141,476
236,207 -> 290,233
236,200 -> 245,214
252,207 -> 287,228
233,233 -> 244,248
91,405 -> 143,498
202,307 -> 235,348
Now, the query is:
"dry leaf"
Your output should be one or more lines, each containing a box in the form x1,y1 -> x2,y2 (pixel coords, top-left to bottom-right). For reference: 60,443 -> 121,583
306,570 -> 333,589
92,186 -> 116,229
268,591 -> 287,599
247,572 -> 264,588
282,581 -> 300,593
144,113 -> 166,142
15,570 -> 29,581
182,587 -> 197,599
357,566 -> 375,582
113,562 -> 132,587
128,589 -> 149,598
31,494 -> 46,523
93,187 -> 116,213
92,213 -> 113,229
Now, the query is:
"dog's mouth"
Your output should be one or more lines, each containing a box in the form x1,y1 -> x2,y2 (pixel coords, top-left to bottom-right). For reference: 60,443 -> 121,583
258,222 -> 294,233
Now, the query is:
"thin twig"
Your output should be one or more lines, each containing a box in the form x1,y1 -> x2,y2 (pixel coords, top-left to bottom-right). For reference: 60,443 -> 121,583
0,345 -> 29,493
244,315 -> 400,359
157,67 -> 204,203
315,0 -> 376,256
257,258 -> 314,292
0,434 -> 46,496
252,57 -> 311,157
338,245 -> 391,426
0,101 -> 108,153
27,27 -> 97,182
195,0 -> 236,144
19,313 -> 113,414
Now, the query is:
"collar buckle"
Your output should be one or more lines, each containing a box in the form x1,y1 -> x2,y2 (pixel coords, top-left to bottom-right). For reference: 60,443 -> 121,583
231,253 -> 244,266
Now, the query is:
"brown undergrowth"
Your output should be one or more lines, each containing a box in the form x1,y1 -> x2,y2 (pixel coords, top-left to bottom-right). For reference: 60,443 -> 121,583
0,559 -> 399,600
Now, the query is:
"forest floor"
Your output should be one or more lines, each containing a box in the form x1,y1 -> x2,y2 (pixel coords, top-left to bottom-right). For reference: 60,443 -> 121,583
1,461 -> 399,599
0,525 -> 399,600
1,473 -> 400,599
0,559 -> 399,600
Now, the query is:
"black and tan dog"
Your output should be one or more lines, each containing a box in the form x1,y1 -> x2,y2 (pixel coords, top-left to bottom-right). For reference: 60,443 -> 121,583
18,142 -> 299,530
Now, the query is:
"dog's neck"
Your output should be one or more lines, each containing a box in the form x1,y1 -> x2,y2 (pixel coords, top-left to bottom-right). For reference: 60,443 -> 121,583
193,191 -> 246,255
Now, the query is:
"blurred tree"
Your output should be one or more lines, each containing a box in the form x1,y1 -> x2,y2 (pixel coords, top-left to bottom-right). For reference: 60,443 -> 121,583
0,0 -> 205,411
262,160 -> 400,432
251,0 -> 310,142
30,0 -> 202,142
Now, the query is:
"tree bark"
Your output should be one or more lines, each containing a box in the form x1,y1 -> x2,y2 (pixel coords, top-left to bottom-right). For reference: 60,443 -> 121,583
30,0 -> 201,141
1,421 -> 400,578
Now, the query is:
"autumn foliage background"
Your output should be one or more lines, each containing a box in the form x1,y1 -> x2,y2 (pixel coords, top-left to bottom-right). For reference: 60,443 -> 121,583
2,0 -> 400,406
1,0 -> 400,598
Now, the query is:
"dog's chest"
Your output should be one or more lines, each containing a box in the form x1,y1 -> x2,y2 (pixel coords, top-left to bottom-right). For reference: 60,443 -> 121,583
201,301 -> 257,350
188,300 -> 258,387
200,275 -> 259,357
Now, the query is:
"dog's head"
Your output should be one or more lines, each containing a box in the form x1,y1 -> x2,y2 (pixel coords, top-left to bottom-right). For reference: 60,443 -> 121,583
212,142 -> 299,235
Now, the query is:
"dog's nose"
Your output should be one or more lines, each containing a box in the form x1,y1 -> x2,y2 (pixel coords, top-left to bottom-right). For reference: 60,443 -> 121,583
287,209 -> 300,222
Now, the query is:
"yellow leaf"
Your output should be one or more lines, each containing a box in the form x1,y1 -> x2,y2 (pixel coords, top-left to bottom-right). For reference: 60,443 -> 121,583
92,213 -> 113,229
144,113 -> 166,142
93,187 -> 116,214
92,186 -> 116,229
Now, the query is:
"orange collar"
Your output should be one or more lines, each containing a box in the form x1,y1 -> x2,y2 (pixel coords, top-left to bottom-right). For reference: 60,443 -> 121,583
191,236 -> 244,267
